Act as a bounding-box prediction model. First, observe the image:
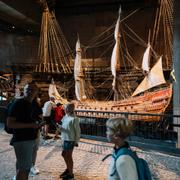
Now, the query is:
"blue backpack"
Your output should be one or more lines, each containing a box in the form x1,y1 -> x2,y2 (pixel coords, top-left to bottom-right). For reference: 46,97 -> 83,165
103,147 -> 152,180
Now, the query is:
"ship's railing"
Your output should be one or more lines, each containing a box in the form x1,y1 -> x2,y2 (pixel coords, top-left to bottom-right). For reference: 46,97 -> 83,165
75,110 -> 180,155
75,109 -> 169,121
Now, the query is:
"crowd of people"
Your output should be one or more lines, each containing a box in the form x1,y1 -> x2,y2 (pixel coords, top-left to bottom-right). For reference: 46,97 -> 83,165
6,82 -> 81,180
6,82 -> 151,180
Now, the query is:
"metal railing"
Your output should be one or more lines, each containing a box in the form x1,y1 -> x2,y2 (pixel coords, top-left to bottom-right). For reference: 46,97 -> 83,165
75,110 -> 180,155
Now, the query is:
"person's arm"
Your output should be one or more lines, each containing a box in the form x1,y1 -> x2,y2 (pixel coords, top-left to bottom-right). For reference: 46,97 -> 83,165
116,155 -> 138,180
7,116 -> 39,129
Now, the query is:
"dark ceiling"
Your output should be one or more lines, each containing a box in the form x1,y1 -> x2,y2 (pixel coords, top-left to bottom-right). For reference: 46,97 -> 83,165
0,0 -> 152,34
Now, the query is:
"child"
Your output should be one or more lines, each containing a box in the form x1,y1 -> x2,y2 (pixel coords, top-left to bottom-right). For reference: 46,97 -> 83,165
59,103 -> 80,179
106,117 -> 138,180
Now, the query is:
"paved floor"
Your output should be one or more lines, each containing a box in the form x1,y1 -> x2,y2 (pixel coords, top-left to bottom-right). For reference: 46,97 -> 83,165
0,123 -> 180,180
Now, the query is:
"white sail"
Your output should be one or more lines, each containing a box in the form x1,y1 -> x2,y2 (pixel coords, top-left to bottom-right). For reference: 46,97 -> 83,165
74,38 -> 87,101
142,43 -> 151,72
111,7 -> 121,91
48,79 -> 68,104
132,56 -> 166,96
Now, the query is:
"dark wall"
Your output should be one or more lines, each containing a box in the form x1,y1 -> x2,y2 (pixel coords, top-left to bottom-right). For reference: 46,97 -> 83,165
0,32 -> 38,72
56,4 -> 156,64
0,3 -> 156,72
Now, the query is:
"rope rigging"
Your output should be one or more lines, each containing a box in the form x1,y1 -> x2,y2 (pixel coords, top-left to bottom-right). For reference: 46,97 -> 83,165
35,4 -> 73,74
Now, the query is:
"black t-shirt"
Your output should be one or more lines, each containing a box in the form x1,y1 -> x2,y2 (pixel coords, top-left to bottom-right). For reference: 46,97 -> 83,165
8,98 -> 39,143
31,99 -> 43,122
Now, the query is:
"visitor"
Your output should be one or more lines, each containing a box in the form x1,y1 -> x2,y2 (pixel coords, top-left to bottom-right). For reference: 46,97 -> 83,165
59,102 -> 81,179
42,96 -> 56,139
53,102 -> 65,139
106,117 -> 138,180
7,82 -> 41,180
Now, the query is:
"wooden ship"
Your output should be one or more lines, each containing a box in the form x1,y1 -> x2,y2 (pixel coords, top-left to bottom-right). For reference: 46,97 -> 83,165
72,34 -> 172,121
38,1 -> 173,121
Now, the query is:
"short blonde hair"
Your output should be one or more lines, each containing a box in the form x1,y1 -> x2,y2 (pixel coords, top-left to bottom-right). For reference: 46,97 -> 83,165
106,117 -> 133,139
64,103 -> 75,115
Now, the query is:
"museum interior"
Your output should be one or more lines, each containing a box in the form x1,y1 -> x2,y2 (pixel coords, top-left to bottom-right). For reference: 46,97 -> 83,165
0,0 -> 180,141
1,2 -> 180,180
0,0 -> 173,103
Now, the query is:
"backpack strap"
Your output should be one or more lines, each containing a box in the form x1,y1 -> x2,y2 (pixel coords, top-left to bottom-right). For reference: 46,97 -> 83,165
110,147 -> 137,176
102,148 -> 134,176
115,147 -> 137,160
114,148 -> 152,180
102,154 -> 112,162
103,147 -> 152,180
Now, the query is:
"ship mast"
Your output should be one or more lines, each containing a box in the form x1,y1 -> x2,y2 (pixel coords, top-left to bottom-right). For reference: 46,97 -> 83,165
35,2 -> 73,74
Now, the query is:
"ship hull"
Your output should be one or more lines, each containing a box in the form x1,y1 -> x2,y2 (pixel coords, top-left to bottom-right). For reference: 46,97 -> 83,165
74,84 -> 172,121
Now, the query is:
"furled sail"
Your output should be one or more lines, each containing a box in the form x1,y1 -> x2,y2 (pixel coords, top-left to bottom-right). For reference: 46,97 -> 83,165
142,43 -> 151,72
74,38 -> 87,101
132,56 -> 166,96
111,7 -> 121,92
48,79 -> 68,104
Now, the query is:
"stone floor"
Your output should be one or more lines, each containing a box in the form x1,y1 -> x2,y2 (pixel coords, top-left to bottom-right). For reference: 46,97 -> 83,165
0,123 -> 180,180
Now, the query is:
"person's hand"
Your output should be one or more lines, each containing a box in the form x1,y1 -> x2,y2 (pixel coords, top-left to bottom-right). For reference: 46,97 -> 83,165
32,121 -> 45,129
58,124 -> 62,129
